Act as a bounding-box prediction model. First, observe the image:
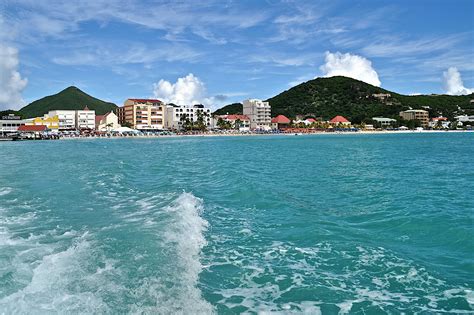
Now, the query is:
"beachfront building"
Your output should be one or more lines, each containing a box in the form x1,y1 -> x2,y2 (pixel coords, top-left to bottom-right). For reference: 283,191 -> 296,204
117,99 -> 165,130
76,106 -> 96,130
17,125 -> 50,137
329,116 -> 351,126
216,114 -> 250,131
271,115 -> 291,130
243,99 -> 271,130
294,118 -> 317,126
305,118 -> 317,125
372,117 -> 396,127
48,110 -> 76,130
164,104 -> 212,130
25,115 -> 60,131
96,112 -> 120,131
0,114 -> 28,134
429,117 -> 450,129
454,115 -> 474,123
399,109 -> 429,128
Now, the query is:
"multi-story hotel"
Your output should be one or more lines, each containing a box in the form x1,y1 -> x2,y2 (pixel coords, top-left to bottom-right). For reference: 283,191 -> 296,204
242,99 -> 272,130
164,104 -> 212,130
117,99 -> 165,130
399,109 -> 429,128
76,106 -> 96,130
48,110 -> 76,130
47,107 -> 95,130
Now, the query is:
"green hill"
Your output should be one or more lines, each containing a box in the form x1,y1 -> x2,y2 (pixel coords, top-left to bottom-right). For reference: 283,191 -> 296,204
265,76 -> 474,123
20,86 -> 118,118
213,103 -> 243,115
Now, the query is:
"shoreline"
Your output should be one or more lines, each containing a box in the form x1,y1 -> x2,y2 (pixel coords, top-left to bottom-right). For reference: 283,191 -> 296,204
55,129 -> 473,141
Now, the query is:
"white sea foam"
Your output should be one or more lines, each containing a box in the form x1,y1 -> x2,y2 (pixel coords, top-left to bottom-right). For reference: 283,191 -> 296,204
0,187 -> 13,196
0,232 -> 115,314
207,240 -> 472,314
129,192 -> 214,314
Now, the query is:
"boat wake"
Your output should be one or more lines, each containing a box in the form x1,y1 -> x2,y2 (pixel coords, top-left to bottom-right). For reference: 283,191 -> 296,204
128,192 -> 214,314
0,192 -> 214,314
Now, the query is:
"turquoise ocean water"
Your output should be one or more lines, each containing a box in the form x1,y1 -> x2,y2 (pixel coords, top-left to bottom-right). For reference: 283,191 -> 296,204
0,133 -> 473,314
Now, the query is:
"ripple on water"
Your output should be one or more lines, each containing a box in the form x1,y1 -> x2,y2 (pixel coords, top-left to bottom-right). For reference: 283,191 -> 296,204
203,241 -> 472,313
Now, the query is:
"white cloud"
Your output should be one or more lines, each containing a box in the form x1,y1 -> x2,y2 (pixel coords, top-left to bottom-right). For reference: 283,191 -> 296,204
52,43 -> 202,66
443,67 -> 473,95
153,73 -> 208,105
320,51 -> 381,86
0,45 -> 28,110
361,34 -> 466,58
152,73 -> 244,110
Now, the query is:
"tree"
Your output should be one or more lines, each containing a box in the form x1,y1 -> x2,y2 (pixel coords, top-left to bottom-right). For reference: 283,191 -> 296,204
435,120 -> 443,129
195,110 -> 207,131
180,113 -> 193,131
234,118 -> 242,130
217,117 -> 231,129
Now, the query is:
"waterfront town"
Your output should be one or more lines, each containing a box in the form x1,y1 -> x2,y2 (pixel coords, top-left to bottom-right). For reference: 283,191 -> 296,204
0,98 -> 473,140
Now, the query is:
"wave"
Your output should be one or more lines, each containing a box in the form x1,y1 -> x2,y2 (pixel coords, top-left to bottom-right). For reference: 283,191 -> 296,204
0,187 -> 13,196
0,232 -> 115,314
129,192 -> 214,314
205,241 -> 473,313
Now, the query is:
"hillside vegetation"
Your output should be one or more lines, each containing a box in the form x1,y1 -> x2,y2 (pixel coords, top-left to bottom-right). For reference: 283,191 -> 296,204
266,76 -> 473,123
20,86 -> 117,118
213,103 -> 243,115
213,76 -> 474,123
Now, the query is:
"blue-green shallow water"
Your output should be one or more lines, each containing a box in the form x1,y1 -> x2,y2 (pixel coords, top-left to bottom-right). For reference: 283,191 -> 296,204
0,133 -> 473,314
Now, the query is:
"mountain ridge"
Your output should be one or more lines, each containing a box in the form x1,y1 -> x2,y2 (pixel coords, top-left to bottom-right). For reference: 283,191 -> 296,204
214,76 -> 474,123
19,86 -> 118,118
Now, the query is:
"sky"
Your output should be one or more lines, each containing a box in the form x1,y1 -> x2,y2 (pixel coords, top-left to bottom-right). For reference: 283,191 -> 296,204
1,0 -> 473,111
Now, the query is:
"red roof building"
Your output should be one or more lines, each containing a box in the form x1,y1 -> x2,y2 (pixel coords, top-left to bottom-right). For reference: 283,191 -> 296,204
271,115 -> 291,130
127,99 -> 162,103
329,116 -> 350,124
431,117 -> 447,121
306,118 -> 316,123
271,115 -> 291,124
18,125 -> 49,132
95,115 -> 105,125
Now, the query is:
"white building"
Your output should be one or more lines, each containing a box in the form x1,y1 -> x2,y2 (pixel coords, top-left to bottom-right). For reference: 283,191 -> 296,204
0,114 -> 28,133
455,115 -> 474,123
96,111 -> 120,131
48,110 -> 76,130
47,107 -> 95,130
242,99 -> 271,130
216,114 -> 251,131
372,117 -> 397,127
164,104 -> 212,130
76,106 -> 96,130
429,117 -> 450,129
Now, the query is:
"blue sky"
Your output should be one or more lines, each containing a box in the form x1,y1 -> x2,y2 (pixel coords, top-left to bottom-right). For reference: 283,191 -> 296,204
1,0 -> 473,110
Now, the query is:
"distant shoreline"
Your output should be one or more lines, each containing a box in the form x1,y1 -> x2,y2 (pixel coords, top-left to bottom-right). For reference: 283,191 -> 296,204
55,129 -> 472,141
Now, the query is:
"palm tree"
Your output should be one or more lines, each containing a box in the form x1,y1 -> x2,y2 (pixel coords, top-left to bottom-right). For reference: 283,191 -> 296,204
234,118 -> 242,130
435,120 -> 443,129
180,113 -> 193,131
